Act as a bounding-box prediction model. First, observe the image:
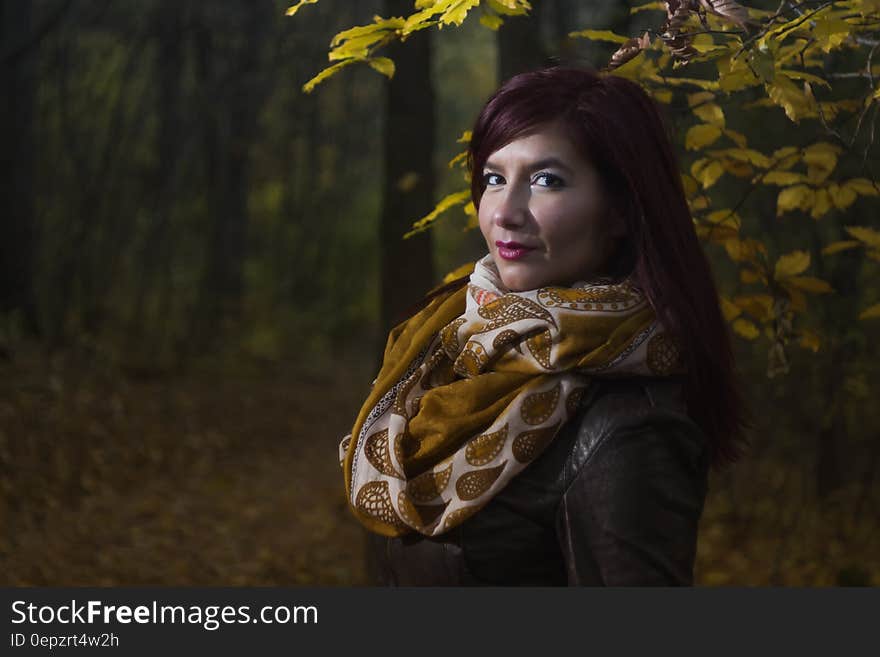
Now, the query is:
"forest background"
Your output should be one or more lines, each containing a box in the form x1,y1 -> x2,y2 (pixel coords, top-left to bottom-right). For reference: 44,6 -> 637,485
1,0 -> 878,586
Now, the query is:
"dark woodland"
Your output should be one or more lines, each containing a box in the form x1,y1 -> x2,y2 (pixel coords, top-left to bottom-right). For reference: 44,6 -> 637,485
1,0 -> 878,586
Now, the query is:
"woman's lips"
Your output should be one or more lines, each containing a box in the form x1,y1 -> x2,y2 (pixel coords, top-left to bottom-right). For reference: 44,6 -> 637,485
496,241 -> 535,261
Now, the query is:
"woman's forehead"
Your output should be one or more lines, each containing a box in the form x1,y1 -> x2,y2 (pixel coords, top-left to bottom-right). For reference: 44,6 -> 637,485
485,122 -> 588,168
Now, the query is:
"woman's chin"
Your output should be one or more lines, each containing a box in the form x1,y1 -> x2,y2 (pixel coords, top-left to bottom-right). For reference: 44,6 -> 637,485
498,269 -> 542,293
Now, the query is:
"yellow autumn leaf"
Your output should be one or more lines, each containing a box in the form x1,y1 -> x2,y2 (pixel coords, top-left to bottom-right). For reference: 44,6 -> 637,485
765,75 -> 815,123
810,189 -> 832,219
687,91 -> 715,107
724,129 -> 747,148
733,294 -> 773,320
685,124 -> 723,150
828,182 -> 858,209
724,238 -> 765,263
718,65 -> 760,93
775,250 -> 810,279
368,57 -> 395,78
799,330 -> 821,352
710,147 -> 771,168
630,1 -> 665,14
776,185 -> 814,216
692,103 -> 725,127
740,268 -> 764,284
788,287 -> 808,313
722,159 -> 752,178
285,0 -> 319,17
479,13 -> 504,30
405,189 -> 472,237
803,141 -> 841,170
764,171 -> 808,185
812,18 -> 852,52
771,146 -> 801,170
442,260 -> 477,284
402,5 -> 444,34
692,159 -> 725,189
785,276 -> 834,293
440,0 -> 482,27
821,240 -> 860,255
448,150 -> 468,168
732,318 -> 760,340
720,296 -> 742,321
331,17 -> 404,50
844,178 -> 880,196
859,303 -> 880,320
568,29 -> 631,43
487,0 -> 530,16
609,51 -> 647,80
652,89 -> 673,104
651,75 -> 719,90
781,69 -> 831,88
696,223 -> 738,242
706,209 -> 741,228
302,59 -> 358,93
845,225 -> 880,249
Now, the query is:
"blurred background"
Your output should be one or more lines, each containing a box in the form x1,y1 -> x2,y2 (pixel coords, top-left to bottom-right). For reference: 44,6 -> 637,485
1,0 -> 877,586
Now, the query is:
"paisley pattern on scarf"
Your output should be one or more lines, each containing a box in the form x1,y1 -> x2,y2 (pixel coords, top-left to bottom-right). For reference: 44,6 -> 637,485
339,254 -> 683,537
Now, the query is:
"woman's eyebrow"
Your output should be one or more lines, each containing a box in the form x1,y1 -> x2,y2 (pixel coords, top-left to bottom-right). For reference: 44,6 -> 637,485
483,157 -> 574,174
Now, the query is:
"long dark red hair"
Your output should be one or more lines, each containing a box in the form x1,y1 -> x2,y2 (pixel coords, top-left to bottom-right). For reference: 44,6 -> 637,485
398,66 -> 752,467
467,65 -> 749,467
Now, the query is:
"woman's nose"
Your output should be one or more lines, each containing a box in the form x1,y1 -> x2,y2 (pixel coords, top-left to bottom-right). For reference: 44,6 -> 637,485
492,185 -> 529,228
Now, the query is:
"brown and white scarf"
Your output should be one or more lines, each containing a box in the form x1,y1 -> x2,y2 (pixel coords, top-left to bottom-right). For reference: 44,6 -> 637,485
339,254 -> 681,537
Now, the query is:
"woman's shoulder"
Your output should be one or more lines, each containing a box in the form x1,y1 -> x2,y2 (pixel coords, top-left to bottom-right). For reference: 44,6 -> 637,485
562,376 -> 708,479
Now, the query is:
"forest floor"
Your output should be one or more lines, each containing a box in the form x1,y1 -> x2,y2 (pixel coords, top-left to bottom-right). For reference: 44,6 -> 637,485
1,345 -> 878,586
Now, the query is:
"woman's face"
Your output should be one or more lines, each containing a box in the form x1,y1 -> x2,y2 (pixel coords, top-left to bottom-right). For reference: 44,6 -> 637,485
477,120 -> 624,292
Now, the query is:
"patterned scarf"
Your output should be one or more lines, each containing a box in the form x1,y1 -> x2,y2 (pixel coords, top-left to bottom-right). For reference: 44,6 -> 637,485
339,254 -> 681,537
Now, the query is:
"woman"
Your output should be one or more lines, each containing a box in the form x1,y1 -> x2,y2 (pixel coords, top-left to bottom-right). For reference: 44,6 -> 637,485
339,65 -> 748,586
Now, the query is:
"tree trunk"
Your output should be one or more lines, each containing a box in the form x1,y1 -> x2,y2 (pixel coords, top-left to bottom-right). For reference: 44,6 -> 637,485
497,1 -> 548,83
378,0 -> 436,339
191,1 -> 273,353
0,0 -> 39,339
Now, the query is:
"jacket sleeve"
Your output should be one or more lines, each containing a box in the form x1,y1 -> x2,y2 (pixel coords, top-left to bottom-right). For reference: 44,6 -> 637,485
555,418 -> 709,586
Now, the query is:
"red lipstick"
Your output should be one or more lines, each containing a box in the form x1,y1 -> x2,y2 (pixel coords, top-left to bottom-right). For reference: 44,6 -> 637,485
496,240 -> 535,261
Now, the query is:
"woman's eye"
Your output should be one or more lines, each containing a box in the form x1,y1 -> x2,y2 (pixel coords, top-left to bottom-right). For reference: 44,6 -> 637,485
534,172 -> 563,188
483,172 -> 504,186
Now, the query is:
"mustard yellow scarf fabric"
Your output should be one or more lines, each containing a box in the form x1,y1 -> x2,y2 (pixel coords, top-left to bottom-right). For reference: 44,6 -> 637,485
339,254 -> 681,537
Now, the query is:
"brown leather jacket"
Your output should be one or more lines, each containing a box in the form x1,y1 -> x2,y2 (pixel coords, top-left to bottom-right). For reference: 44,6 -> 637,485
364,377 -> 710,586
